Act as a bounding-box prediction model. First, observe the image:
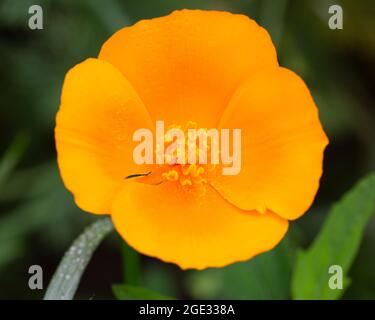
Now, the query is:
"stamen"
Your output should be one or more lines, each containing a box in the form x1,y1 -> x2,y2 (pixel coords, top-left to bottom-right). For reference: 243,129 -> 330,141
180,179 -> 193,186
195,167 -> 205,176
156,121 -> 218,188
256,204 -> 267,214
182,164 -> 196,176
162,170 -> 179,181
185,121 -> 198,130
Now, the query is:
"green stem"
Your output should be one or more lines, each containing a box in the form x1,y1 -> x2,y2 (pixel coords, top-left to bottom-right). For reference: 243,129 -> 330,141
44,217 -> 113,300
0,132 -> 29,188
121,241 -> 140,285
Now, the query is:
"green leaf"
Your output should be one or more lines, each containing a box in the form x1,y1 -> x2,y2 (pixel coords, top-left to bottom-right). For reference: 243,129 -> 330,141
292,172 -> 375,299
112,284 -> 174,300
44,218 -> 113,300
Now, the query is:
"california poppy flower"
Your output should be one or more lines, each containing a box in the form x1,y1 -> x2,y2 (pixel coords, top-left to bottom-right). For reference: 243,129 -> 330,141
55,10 -> 328,270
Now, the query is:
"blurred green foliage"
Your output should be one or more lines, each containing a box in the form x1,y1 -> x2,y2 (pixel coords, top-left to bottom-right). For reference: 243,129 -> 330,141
292,173 -> 375,299
186,238 -> 295,299
0,0 -> 374,299
113,284 -> 174,300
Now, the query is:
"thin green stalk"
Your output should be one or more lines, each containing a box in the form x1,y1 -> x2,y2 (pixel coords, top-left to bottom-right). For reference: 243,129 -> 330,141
44,217 -> 113,300
0,132 -> 29,188
121,241 -> 140,286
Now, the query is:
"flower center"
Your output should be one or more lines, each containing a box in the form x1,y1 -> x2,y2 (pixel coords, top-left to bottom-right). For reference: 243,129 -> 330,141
157,121 -> 217,187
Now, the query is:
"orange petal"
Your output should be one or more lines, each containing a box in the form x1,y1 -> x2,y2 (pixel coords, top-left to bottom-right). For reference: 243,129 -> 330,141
99,9 -> 278,127
55,58 -> 153,214
212,67 -> 329,220
111,181 -> 288,270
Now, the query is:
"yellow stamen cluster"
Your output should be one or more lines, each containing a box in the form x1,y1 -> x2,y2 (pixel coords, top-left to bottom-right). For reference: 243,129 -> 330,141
162,164 -> 207,187
158,121 -> 215,187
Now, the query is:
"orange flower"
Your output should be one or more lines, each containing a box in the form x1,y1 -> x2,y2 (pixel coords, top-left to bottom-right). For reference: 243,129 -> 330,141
55,10 -> 328,270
